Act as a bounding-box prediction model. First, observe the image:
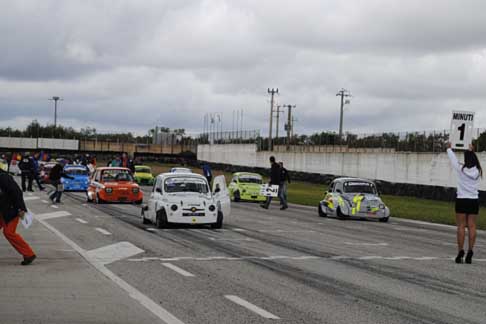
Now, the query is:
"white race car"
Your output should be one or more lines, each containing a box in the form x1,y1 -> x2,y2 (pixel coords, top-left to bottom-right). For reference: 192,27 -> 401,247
142,173 -> 230,228
170,167 -> 192,173
318,177 -> 390,222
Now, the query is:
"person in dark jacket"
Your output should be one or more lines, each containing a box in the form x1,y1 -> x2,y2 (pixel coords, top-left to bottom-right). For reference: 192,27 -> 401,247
48,162 -> 74,203
261,156 -> 282,209
18,154 -> 35,192
278,162 -> 290,210
202,163 -> 213,185
0,169 -> 36,265
32,152 -> 45,191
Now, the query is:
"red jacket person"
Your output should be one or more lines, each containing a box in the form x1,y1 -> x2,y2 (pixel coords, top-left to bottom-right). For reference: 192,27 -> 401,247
0,169 -> 36,265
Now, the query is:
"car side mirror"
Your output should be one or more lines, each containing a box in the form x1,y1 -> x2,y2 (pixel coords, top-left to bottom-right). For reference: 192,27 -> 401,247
156,187 -> 162,193
336,189 -> 342,194
214,187 -> 221,193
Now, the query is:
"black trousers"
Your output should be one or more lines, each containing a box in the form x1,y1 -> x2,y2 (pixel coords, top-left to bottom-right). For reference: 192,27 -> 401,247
21,172 -> 33,191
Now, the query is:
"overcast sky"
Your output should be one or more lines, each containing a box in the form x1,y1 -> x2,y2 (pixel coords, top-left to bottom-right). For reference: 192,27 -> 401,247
1,0 -> 486,136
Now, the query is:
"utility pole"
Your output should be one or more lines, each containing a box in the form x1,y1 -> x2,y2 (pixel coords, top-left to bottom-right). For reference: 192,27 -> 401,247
275,105 -> 285,140
336,88 -> 351,141
283,105 -> 296,149
267,88 -> 278,150
49,96 -> 63,127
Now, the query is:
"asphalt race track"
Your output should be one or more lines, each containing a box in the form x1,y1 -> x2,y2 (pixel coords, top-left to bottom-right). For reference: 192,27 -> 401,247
19,185 -> 486,324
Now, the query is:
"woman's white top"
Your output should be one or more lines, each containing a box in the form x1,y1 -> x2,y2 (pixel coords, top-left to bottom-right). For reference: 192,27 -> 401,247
447,148 -> 480,199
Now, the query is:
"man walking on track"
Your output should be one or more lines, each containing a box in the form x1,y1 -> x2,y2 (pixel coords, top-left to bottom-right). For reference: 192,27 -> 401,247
261,156 -> 283,209
0,169 -> 36,265
18,153 -> 35,192
447,143 -> 483,264
279,162 -> 290,210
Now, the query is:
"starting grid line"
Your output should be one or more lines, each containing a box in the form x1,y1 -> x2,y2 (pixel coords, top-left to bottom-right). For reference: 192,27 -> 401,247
128,255 -> 486,262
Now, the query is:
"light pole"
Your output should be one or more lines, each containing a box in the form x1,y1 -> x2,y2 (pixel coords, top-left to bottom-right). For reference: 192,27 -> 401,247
336,89 -> 351,140
49,96 -> 63,127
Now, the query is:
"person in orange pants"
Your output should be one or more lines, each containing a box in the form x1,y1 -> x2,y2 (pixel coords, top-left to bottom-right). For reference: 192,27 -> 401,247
0,169 -> 36,265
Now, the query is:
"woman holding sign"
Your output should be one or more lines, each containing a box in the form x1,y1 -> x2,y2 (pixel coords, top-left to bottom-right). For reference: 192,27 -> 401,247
447,143 -> 482,264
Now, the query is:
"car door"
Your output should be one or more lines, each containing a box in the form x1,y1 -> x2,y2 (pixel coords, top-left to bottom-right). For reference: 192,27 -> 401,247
148,177 -> 162,222
212,175 -> 231,217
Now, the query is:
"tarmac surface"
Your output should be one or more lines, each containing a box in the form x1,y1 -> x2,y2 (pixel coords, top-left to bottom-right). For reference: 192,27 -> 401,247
1,183 -> 486,324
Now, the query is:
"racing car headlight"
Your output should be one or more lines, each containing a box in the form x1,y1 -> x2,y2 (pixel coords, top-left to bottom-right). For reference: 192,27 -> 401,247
132,187 -> 140,194
105,188 -> 113,193
171,204 -> 178,211
379,204 -> 385,209
208,205 -> 216,212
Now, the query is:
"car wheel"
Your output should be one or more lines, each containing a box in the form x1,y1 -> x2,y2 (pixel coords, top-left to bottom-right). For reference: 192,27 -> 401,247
141,209 -> 150,224
96,194 -> 105,204
233,191 -> 241,202
211,211 -> 223,229
318,203 -> 327,217
337,207 -> 347,220
379,217 -> 389,223
155,210 -> 168,229
134,199 -> 143,205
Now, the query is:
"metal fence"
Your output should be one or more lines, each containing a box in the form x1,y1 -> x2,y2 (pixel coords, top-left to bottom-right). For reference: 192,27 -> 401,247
256,128 -> 486,152
198,130 -> 260,145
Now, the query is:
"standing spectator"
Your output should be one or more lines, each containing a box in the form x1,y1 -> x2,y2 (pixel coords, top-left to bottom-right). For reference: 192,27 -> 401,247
279,162 -> 290,210
261,156 -> 282,209
32,152 -> 45,191
447,143 -> 483,264
0,168 -> 36,265
18,153 -> 34,192
202,163 -> 213,185
48,162 -> 74,204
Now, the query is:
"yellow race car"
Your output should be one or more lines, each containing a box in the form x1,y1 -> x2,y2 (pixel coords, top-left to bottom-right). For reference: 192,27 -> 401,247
134,165 -> 155,186
228,172 -> 267,202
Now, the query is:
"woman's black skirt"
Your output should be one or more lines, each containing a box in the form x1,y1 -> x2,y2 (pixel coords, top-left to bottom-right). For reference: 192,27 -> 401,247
455,198 -> 479,215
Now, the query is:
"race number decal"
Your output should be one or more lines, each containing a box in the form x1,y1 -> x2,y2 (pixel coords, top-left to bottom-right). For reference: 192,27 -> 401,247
260,184 -> 279,197
450,111 -> 475,150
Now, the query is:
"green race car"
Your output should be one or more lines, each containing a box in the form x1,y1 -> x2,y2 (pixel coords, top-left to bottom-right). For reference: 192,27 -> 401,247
134,165 -> 155,186
228,172 -> 266,202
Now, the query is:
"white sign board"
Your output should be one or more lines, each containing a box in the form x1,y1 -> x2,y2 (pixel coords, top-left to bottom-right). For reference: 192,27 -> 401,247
260,184 -> 279,197
450,111 -> 475,150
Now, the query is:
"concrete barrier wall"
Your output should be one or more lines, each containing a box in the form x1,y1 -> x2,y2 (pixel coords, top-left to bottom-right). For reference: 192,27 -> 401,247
0,137 -> 37,149
198,144 -> 486,191
38,138 -> 79,150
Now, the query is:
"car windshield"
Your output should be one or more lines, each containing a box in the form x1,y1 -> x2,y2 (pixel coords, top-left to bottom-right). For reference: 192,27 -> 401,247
171,168 -> 191,173
136,167 -> 151,174
238,175 -> 262,184
343,181 -> 377,194
164,177 -> 208,194
65,168 -> 89,176
102,169 -> 133,182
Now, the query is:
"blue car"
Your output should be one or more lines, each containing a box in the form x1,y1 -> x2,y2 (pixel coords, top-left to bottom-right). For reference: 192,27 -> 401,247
62,165 -> 90,191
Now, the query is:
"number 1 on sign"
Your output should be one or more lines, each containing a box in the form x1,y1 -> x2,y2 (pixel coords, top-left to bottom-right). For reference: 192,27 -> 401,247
457,123 -> 465,141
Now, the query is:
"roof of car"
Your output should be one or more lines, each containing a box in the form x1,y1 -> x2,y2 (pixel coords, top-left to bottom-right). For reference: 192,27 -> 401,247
234,172 -> 262,177
135,165 -> 151,169
333,177 -> 375,183
96,167 -> 130,171
157,172 -> 205,180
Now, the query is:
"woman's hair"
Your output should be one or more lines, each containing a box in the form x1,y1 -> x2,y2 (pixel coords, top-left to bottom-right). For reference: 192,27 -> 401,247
463,150 -> 483,178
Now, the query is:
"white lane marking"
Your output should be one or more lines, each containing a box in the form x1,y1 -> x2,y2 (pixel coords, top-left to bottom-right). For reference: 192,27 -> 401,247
41,200 -> 49,203
51,205 -> 59,209
344,242 -> 388,246
225,295 -> 280,320
258,230 -> 316,233
24,196 -> 40,201
232,228 -> 247,232
162,263 -> 195,277
146,228 -> 159,232
76,218 -> 88,224
35,210 -> 71,220
95,227 -> 112,235
35,219 -> 185,324
383,256 -> 412,260
86,241 -> 144,265
359,256 -> 383,260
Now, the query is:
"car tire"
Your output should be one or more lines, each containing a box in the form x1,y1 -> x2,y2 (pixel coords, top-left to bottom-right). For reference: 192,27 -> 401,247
135,199 -> 143,205
96,194 -> 105,204
141,209 -> 150,224
318,203 -> 327,217
211,212 -> 223,229
234,191 -> 241,202
337,207 -> 347,220
155,210 -> 168,229
379,217 -> 389,223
